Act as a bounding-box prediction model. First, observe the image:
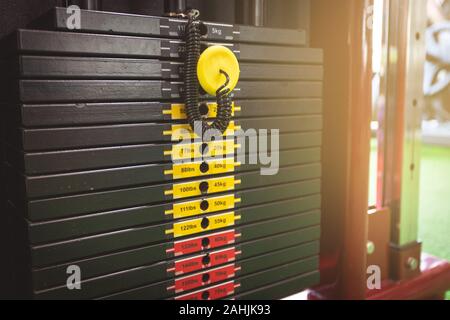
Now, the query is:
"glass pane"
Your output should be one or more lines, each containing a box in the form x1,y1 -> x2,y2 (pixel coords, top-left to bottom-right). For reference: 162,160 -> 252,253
419,0 -> 450,266
369,0 -> 385,207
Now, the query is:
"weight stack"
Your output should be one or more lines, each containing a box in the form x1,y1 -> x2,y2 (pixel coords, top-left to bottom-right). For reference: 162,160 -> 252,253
0,7 -> 323,300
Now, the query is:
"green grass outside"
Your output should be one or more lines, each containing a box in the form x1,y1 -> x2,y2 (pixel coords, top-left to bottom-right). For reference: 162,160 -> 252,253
369,143 -> 450,260
418,144 -> 450,300
370,142 -> 450,299
418,145 -> 450,262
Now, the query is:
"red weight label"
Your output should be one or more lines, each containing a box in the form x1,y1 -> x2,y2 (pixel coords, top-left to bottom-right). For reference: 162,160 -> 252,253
169,230 -> 236,256
173,264 -> 236,293
209,248 -> 238,267
175,281 -> 236,300
172,247 -> 238,275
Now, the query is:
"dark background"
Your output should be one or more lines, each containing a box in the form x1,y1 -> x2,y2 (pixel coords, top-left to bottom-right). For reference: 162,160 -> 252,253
0,0 -> 311,40
0,0 -> 312,299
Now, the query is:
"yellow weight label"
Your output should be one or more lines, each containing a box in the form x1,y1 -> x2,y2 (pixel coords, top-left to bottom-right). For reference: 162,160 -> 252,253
165,194 -> 241,219
166,212 -> 240,238
163,103 -> 241,120
164,121 -> 239,141
165,158 -> 240,179
165,140 -> 239,161
165,176 -> 241,200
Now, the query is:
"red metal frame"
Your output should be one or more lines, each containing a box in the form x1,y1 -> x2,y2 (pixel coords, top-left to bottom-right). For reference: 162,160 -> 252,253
309,0 -> 450,300
367,255 -> 450,300
310,0 -> 373,300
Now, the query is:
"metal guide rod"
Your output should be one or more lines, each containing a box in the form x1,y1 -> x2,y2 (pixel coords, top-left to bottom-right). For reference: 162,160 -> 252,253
164,0 -> 187,16
59,0 -> 101,10
235,0 -> 266,27
253,0 -> 265,27
310,0 -> 372,300
379,0 -> 427,246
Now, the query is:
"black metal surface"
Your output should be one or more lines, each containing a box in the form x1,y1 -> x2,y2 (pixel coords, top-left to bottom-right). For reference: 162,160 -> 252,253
13,29 -> 320,63
31,197 -> 319,265
7,115 -> 322,151
12,163 -> 321,221
48,7 -> 307,45
14,79 -> 321,103
16,55 -> 323,81
32,220 -> 320,292
14,98 -> 322,127
102,256 -> 319,300
1,4 -> 323,300
27,206 -> 320,268
8,131 -> 322,175
18,148 -> 319,198
35,241 -> 319,299
33,229 -> 318,292
27,180 -> 320,244
232,270 -> 320,300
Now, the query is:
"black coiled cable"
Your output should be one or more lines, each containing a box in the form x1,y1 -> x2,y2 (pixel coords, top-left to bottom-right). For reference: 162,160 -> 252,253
214,70 -> 233,132
184,10 -> 233,135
